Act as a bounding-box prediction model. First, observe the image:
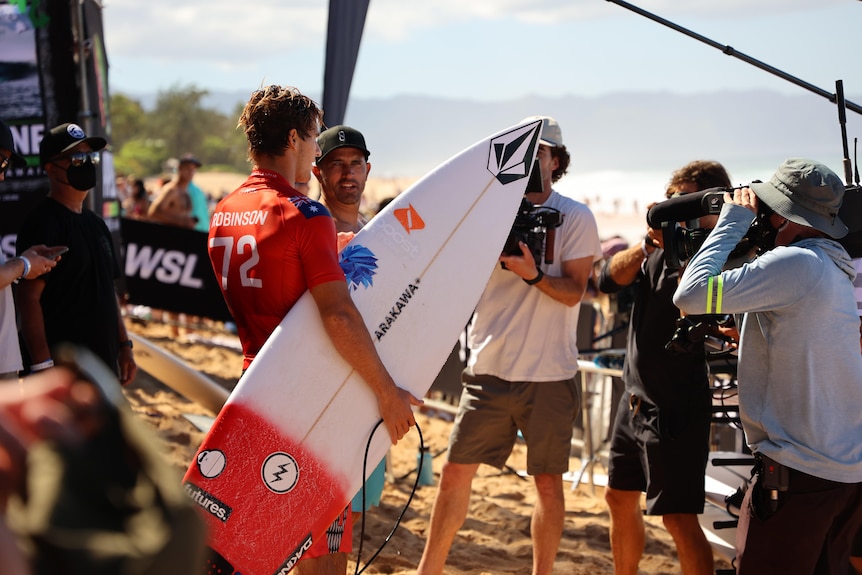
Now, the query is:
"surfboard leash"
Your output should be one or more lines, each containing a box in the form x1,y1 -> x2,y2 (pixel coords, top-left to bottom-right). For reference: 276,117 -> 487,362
354,418 -> 425,575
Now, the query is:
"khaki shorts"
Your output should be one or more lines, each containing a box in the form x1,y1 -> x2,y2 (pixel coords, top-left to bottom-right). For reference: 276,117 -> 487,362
447,368 -> 578,475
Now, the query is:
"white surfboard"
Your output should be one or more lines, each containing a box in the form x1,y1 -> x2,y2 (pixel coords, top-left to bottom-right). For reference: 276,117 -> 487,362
129,332 -> 229,415
182,120 -> 543,574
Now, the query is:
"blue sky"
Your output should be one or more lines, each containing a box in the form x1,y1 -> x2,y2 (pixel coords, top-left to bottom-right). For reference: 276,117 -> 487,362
103,1 -> 861,102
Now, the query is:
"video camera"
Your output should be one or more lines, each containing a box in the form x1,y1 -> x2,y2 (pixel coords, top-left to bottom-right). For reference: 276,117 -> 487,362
646,187 -> 735,270
647,183 -> 862,269
502,159 -> 564,264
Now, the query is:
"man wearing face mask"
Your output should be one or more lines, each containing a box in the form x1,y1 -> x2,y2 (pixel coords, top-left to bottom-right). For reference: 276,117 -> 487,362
16,123 -> 137,384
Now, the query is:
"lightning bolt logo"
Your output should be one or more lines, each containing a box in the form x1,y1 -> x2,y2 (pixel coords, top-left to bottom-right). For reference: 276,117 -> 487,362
262,452 -> 300,494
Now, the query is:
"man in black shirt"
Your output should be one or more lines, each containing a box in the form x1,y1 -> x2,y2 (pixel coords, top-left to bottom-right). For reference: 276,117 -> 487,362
598,160 -> 732,575
16,123 -> 136,383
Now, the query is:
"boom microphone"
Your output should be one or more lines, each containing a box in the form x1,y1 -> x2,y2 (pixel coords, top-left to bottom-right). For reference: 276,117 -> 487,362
646,188 -> 728,229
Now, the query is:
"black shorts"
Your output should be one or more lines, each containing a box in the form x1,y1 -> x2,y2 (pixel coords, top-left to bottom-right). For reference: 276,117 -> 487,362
606,390 -> 712,515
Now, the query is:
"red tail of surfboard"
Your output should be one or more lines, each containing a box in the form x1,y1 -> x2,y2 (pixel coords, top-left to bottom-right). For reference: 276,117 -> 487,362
185,402 -> 348,574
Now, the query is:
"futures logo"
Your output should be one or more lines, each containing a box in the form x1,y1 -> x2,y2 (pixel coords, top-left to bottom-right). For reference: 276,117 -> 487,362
487,120 -> 541,185
262,452 -> 300,494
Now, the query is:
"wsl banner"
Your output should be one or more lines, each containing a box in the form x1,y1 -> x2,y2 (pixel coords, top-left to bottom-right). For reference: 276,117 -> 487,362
120,218 -> 233,322
0,0 -> 116,256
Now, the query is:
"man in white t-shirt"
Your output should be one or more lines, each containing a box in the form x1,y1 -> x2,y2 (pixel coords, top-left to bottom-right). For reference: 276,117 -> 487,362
417,116 -> 602,575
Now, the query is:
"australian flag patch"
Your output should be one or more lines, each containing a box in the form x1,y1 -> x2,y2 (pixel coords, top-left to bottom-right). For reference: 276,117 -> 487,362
289,196 -> 330,219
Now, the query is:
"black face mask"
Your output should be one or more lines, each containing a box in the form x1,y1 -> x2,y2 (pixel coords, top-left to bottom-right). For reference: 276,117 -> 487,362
66,163 -> 97,191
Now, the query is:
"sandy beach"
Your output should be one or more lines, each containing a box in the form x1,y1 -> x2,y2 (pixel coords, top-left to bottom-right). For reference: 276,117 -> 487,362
123,319 -> 732,575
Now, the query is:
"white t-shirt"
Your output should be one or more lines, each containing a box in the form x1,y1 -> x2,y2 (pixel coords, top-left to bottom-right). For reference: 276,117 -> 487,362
0,252 -> 23,374
467,191 -> 601,381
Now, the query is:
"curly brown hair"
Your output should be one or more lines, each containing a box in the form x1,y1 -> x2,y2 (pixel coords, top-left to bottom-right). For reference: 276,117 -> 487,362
238,85 -> 322,160
549,145 -> 570,184
666,160 -> 731,197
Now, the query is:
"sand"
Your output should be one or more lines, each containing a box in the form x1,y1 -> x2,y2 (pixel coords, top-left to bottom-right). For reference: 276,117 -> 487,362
122,319 -> 732,575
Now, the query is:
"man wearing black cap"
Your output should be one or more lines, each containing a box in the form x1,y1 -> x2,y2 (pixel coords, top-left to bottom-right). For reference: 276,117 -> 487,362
15,123 -> 137,384
313,125 -> 371,234
309,124 -> 382,575
0,119 -> 63,380
675,159 -> 862,573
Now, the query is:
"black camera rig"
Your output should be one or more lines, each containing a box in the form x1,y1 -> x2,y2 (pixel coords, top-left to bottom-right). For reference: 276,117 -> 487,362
646,187 -> 741,270
501,159 -> 564,264
647,183 -> 862,270
502,198 -> 564,264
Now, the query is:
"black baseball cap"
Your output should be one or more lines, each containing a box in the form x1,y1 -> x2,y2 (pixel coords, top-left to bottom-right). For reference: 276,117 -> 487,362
0,119 -> 27,168
317,125 -> 370,163
179,153 -> 203,167
39,123 -> 107,167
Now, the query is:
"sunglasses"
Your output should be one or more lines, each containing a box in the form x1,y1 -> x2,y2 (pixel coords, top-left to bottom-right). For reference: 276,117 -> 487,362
59,151 -> 101,167
0,154 -> 10,175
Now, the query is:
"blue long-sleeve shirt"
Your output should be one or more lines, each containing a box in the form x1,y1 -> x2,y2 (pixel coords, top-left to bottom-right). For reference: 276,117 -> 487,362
674,202 -> 862,483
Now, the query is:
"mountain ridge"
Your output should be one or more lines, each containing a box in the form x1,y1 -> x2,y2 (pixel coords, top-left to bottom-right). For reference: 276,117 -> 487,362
128,90 -> 862,179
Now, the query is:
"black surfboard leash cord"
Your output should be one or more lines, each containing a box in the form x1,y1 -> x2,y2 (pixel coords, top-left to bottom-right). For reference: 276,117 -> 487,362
353,418 -> 424,575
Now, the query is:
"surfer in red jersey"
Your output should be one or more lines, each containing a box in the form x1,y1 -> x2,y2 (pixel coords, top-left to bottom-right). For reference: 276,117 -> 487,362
417,116 -> 602,575
208,85 -> 421,574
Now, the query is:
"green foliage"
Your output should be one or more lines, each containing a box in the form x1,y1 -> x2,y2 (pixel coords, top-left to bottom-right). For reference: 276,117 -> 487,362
112,138 -> 167,178
109,93 -> 146,154
109,85 -> 249,178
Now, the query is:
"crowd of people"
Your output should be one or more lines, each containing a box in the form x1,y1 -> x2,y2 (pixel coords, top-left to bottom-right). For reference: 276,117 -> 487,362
2,80 -> 862,575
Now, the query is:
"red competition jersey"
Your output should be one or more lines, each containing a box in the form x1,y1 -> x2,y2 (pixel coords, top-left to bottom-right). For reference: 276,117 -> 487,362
208,169 -> 346,369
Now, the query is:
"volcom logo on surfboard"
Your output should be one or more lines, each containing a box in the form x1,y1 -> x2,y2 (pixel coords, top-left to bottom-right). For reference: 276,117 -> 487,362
262,452 -> 300,494
487,121 -> 541,185
339,244 -> 378,292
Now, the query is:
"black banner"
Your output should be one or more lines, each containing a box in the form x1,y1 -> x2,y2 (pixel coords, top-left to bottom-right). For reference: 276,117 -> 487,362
1,0 -> 116,256
322,0 -> 370,126
120,218 -> 233,322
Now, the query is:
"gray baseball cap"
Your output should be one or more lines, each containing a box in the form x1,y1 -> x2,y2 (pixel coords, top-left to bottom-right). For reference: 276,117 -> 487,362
520,115 -> 563,147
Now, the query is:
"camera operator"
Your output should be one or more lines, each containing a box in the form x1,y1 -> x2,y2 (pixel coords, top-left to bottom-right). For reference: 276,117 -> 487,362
417,116 -> 601,575
598,160 -> 732,575
674,159 -> 862,574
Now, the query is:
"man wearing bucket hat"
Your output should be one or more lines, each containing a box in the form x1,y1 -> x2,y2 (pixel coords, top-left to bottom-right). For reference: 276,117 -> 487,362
16,123 -> 137,384
674,158 -> 862,573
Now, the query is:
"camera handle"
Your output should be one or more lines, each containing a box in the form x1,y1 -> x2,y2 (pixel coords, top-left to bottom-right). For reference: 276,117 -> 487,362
544,228 -> 556,264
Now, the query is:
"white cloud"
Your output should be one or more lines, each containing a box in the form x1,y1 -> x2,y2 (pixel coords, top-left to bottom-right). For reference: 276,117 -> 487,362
103,0 -> 325,64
